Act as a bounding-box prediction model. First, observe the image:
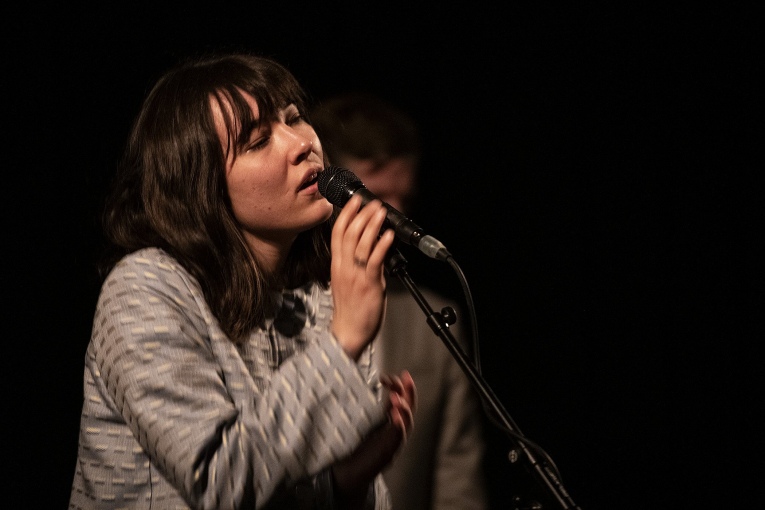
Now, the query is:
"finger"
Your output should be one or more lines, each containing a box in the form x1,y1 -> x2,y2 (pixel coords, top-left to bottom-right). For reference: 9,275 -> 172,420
381,376 -> 403,424
331,194 -> 363,262
380,373 -> 404,399
342,200 -> 385,266
393,391 -> 414,428
354,201 -> 388,261
389,393 -> 414,438
382,373 -> 410,399
366,228 -> 395,276
388,407 -> 407,442
386,380 -> 413,424
332,193 -> 362,233
400,370 -> 417,413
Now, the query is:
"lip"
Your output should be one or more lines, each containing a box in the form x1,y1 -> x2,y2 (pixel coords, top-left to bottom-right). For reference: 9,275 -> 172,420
298,167 -> 323,193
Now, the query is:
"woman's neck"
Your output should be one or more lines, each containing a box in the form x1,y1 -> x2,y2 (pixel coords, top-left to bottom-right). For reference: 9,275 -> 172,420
243,232 -> 293,284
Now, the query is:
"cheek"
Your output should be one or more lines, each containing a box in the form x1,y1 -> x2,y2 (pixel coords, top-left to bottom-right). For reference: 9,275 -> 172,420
227,171 -> 247,204
226,171 -> 269,221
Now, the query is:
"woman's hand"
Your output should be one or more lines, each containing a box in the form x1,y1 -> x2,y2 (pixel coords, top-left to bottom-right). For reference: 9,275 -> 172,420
379,370 -> 417,445
332,370 -> 417,508
330,194 -> 396,360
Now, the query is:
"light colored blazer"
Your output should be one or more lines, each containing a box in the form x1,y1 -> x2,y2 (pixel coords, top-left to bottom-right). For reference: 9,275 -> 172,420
70,247 -> 390,509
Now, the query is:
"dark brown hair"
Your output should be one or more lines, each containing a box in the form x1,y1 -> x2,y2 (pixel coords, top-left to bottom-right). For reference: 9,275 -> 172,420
101,53 -> 332,342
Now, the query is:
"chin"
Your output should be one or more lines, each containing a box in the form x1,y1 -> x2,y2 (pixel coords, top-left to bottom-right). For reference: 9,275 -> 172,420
311,200 -> 334,225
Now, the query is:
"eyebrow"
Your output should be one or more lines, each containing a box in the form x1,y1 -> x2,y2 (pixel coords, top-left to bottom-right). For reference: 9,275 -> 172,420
239,117 -> 262,142
238,102 -> 295,141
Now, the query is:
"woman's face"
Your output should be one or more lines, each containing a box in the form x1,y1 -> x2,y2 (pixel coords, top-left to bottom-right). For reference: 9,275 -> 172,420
212,91 -> 333,256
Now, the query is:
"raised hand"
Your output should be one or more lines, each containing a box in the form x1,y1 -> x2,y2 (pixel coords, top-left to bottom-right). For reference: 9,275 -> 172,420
329,194 -> 396,360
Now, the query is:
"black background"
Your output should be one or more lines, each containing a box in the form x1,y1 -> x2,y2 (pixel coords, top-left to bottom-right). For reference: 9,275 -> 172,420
4,3 -> 760,509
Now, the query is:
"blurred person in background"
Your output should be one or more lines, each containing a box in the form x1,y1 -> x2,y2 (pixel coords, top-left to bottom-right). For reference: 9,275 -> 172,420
311,92 -> 488,510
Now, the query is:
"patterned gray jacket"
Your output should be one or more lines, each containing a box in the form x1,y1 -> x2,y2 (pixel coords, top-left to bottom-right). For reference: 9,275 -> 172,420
69,247 -> 390,509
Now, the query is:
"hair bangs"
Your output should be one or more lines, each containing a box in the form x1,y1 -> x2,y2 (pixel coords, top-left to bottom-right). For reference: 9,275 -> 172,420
207,57 -> 308,155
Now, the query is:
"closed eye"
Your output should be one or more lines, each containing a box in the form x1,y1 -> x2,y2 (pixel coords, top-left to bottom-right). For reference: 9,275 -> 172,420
245,134 -> 269,152
245,104 -> 303,152
283,104 -> 304,126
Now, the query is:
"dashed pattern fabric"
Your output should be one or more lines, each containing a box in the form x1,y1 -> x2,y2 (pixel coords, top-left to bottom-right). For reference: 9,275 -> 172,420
69,247 -> 389,509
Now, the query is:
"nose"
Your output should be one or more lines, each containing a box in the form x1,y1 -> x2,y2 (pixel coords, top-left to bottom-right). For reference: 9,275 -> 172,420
280,123 -> 315,164
297,138 -> 313,163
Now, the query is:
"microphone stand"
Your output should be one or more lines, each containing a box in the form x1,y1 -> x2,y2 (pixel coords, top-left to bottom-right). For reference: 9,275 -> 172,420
384,248 -> 581,510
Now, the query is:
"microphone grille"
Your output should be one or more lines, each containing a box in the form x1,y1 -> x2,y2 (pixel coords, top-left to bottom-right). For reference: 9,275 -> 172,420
317,166 -> 364,206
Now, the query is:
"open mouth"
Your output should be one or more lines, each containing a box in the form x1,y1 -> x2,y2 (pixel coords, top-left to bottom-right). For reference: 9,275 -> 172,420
299,172 -> 319,190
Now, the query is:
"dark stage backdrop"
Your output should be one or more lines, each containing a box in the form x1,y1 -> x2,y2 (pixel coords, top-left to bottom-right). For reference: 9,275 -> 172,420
5,3 -> 759,509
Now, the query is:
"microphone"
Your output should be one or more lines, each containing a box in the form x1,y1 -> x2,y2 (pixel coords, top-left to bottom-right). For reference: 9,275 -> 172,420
318,166 -> 451,261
